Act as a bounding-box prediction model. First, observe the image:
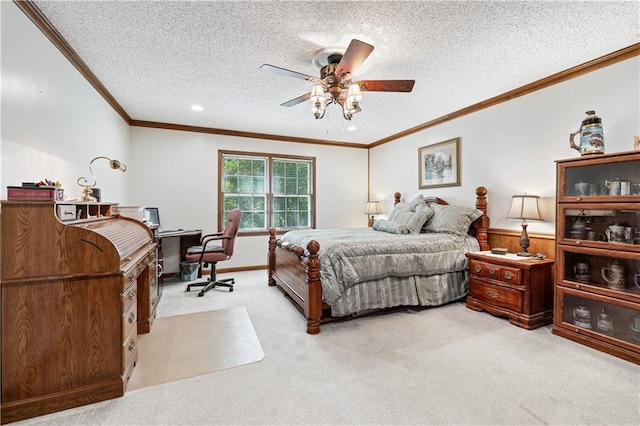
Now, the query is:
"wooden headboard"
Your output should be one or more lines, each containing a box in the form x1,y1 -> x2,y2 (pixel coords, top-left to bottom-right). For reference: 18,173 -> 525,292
392,186 -> 489,251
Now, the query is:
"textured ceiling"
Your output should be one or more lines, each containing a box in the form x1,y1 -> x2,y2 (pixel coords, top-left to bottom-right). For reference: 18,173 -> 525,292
31,1 -> 639,145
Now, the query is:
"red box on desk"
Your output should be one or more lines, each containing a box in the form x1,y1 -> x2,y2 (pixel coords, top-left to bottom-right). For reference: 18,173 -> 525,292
7,186 -> 64,201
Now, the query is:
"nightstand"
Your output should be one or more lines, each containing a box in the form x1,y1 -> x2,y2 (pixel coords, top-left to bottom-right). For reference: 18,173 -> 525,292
465,251 -> 555,329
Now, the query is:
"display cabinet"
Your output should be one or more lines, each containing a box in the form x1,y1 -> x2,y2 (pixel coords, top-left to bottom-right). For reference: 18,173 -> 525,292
553,151 -> 640,365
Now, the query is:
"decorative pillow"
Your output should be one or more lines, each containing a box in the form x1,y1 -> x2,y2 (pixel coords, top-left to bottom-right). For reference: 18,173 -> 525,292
388,194 -> 426,222
388,202 -> 413,222
408,194 -> 426,210
372,219 -> 409,234
423,203 -> 484,235
392,206 -> 432,234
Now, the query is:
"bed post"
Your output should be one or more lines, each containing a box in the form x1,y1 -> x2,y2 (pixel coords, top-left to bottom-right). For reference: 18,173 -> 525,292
268,227 -> 276,286
474,186 -> 490,251
394,192 -> 401,205
306,240 -> 322,334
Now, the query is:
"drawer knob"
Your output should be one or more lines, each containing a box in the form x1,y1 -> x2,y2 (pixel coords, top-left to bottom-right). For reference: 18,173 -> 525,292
128,312 -> 136,323
128,339 -> 137,351
128,290 -> 137,301
487,290 -> 500,299
505,271 -> 513,280
488,268 -> 496,275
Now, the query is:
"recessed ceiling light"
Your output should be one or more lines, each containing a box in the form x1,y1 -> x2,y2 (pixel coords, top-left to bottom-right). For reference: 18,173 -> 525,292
191,104 -> 203,112
347,125 -> 357,131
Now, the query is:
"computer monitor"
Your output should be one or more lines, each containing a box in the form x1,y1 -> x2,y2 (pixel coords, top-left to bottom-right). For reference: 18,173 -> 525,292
143,207 -> 160,228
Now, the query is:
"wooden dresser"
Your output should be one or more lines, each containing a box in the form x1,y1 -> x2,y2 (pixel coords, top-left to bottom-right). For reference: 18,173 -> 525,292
0,200 -> 157,423
466,251 -> 555,329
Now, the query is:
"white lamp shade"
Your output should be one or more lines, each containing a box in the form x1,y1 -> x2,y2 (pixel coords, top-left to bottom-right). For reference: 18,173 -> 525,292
507,195 -> 542,221
365,201 -> 381,215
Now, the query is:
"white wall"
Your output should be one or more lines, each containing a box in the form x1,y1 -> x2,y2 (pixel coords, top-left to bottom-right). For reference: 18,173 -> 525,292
3,0 -> 639,271
1,2 -> 130,203
370,57 -> 640,237
129,127 -> 368,270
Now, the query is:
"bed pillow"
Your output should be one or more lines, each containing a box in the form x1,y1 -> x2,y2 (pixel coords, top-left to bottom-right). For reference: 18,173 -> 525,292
388,194 -> 426,222
423,203 -> 483,235
392,204 -> 433,234
388,202 -> 412,222
372,219 -> 409,234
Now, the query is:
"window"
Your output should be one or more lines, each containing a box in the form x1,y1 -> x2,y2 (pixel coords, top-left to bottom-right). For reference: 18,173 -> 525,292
219,151 -> 315,233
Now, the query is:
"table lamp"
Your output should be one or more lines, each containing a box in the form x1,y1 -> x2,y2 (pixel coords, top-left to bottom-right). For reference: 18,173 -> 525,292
77,156 -> 127,202
507,194 -> 542,256
365,201 -> 381,227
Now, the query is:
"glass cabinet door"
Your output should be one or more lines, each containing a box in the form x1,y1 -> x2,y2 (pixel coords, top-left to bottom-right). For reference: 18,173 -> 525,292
558,152 -> 640,201
557,246 -> 640,295
556,288 -> 640,350
558,205 -> 640,250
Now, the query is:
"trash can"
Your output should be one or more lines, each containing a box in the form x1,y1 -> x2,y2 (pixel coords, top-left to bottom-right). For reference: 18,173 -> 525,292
179,261 -> 200,281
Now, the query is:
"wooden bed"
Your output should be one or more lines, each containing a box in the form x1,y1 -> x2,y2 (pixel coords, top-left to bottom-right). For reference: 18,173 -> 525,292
267,186 -> 490,334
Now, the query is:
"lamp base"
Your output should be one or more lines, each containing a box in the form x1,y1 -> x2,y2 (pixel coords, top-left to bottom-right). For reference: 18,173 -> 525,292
79,187 -> 97,202
516,251 -> 534,257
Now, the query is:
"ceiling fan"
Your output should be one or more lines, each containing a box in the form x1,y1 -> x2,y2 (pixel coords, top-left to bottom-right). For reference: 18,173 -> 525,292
260,39 -> 415,120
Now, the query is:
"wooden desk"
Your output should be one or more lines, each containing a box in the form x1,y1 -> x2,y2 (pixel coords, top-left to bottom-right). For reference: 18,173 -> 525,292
1,201 -> 156,423
156,229 -> 202,279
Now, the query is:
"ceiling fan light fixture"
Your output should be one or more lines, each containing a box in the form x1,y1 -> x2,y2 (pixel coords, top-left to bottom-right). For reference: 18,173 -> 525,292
310,84 -> 325,102
347,83 -> 362,102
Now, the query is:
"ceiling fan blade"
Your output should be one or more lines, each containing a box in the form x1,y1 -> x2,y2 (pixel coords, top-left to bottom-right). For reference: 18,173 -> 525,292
335,39 -> 374,77
281,93 -> 311,107
260,64 -> 322,84
356,80 -> 415,92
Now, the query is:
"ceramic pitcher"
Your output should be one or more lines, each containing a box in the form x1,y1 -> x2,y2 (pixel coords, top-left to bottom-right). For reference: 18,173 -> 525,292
569,110 -> 605,156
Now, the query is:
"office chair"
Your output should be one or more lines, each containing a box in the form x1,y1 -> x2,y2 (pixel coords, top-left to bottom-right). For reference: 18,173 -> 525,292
185,209 -> 242,297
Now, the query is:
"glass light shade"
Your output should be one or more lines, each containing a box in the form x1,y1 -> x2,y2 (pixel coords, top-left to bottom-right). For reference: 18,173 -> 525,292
347,83 -> 362,102
507,195 -> 542,221
310,84 -> 325,102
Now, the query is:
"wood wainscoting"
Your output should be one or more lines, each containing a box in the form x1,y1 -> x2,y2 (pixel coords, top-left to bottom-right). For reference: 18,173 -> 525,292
487,228 -> 556,260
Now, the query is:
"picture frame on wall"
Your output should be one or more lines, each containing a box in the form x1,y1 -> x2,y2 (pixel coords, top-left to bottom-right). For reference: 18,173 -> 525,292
418,137 -> 461,189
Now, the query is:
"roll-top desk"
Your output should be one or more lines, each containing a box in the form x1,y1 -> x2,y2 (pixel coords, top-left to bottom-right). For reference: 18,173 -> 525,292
1,200 -> 157,423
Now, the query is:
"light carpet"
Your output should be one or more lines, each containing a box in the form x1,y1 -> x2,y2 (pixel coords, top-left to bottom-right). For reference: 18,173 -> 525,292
127,306 -> 264,391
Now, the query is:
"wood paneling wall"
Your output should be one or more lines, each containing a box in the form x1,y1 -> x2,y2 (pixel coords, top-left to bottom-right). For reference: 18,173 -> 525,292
487,228 -> 555,260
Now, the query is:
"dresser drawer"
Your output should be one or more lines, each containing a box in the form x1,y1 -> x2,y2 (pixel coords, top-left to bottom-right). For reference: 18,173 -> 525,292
122,331 -> 138,371
470,260 -> 521,285
469,279 -> 522,312
123,270 -> 137,293
122,301 -> 137,339
121,283 -> 137,313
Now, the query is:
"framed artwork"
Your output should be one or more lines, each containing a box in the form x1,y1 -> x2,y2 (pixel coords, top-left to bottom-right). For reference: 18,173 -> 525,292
418,137 -> 461,189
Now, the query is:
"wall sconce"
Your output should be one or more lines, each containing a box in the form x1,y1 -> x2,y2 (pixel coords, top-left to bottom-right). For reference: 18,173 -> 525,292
365,200 -> 381,227
76,156 -> 127,202
507,194 -> 542,256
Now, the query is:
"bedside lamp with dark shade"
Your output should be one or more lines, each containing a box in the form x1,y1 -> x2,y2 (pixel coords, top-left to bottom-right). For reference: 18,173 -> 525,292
507,194 -> 542,257
365,201 -> 381,227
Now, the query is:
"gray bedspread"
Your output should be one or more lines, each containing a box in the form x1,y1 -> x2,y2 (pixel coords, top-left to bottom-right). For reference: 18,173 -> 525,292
280,228 -> 479,307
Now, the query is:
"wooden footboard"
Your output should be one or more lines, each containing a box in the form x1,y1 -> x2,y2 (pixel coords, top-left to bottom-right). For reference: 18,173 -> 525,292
268,186 -> 489,334
268,229 -> 323,334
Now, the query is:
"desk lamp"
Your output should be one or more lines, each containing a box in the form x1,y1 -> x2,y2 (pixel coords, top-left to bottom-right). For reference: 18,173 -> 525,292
77,156 -> 127,202
507,194 -> 542,256
366,201 -> 381,227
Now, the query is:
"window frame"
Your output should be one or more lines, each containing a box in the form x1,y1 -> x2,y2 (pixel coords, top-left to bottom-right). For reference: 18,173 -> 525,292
218,150 -> 316,236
